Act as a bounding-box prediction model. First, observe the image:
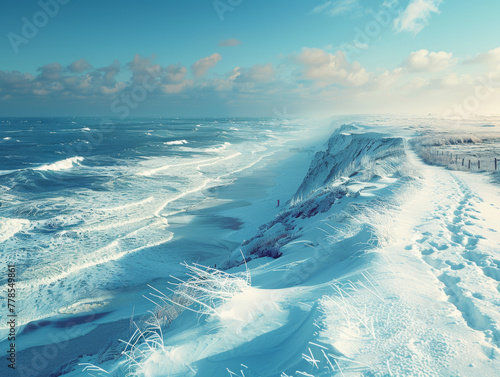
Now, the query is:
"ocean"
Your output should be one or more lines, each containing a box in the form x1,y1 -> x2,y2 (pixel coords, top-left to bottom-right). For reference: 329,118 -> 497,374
0,117 -> 297,332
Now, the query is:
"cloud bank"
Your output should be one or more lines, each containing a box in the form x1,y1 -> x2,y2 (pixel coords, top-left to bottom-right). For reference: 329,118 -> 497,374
1,45 -> 500,117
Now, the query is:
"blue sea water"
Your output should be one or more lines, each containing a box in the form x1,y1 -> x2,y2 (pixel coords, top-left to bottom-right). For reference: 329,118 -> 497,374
0,117 -> 295,330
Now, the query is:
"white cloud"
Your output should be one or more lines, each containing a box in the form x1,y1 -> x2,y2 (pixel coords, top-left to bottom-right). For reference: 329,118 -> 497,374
403,76 -> 430,90
234,63 -> 275,83
404,49 -> 455,72
127,54 -> 161,84
37,63 -> 63,81
374,67 -> 404,88
437,72 -> 474,88
101,82 -> 126,95
295,48 -> 370,87
465,47 -> 500,66
218,39 -> 242,47
394,0 -> 442,34
205,64 -> 276,93
66,58 -> 92,73
311,0 -> 359,16
98,61 -> 120,85
191,53 -> 222,77
163,64 -> 187,83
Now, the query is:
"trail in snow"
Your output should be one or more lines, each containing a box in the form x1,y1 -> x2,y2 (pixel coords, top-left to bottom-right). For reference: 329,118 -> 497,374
408,151 -> 500,350
332,147 -> 500,377
291,145 -> 500,376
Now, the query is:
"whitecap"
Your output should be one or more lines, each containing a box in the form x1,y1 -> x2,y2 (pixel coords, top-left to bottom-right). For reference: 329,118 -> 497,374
203,142 -> 231,152
164,140 -> 188,145
0,217 -> 30,242
35,157 -> 84,171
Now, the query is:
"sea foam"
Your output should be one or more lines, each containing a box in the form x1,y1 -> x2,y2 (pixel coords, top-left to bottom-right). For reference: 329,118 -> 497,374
35,157 -> 84,171
0,217 -> 30,242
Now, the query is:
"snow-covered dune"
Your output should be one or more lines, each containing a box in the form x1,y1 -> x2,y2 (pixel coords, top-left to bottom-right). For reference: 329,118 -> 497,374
65,123 -> 500,377
227,124 -> 417,267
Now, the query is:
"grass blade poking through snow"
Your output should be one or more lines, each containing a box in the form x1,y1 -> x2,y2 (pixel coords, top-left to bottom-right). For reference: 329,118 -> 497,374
115,258 -> 252,376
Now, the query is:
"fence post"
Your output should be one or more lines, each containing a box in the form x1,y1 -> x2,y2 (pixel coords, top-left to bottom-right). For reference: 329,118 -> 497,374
478,160 -> 480,170
468,160 -> 471,169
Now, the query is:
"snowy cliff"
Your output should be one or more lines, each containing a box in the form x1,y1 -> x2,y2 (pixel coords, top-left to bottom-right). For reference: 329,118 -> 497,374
293,124 -> 406,202
228,124 -> 416,265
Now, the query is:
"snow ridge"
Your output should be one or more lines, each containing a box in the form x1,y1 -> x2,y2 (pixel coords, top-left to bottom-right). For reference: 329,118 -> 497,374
293,124 -> 407,202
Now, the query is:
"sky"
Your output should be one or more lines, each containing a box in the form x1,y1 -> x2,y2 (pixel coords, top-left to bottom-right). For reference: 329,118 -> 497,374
1,0 -> 500,118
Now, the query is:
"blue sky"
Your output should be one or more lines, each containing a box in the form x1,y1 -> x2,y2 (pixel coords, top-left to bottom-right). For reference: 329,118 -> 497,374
1,0 -> 500,117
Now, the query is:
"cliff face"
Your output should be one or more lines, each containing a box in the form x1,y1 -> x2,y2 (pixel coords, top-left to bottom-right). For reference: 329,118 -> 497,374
292,124 -> 406,203
228,124 -> 415,265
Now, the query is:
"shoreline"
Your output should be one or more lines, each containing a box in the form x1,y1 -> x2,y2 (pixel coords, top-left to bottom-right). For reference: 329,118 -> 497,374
5,124 -> 328,376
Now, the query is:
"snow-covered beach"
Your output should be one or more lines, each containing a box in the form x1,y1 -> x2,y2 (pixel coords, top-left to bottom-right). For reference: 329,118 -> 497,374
3,1 -> 500,375
0,117 -> 326,376
18,117 -> 498,377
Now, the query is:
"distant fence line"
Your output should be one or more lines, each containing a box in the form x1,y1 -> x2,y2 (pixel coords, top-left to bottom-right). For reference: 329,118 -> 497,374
428,150 -> 499,172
